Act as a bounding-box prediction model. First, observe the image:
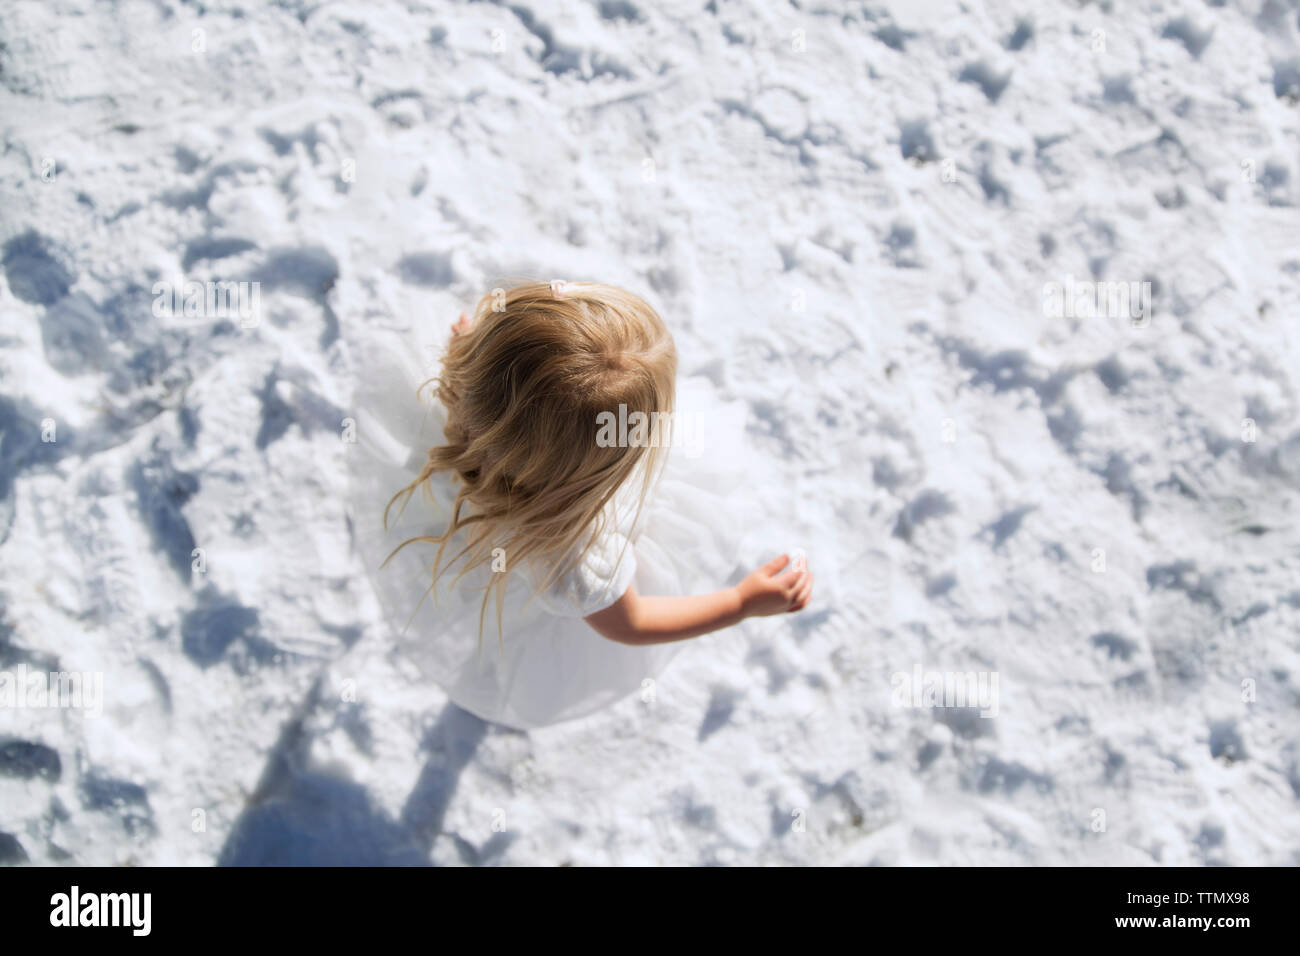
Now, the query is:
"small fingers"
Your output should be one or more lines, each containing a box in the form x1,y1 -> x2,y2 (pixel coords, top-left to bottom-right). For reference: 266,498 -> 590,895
781,566 -> 805,590
789,572 -> 814,611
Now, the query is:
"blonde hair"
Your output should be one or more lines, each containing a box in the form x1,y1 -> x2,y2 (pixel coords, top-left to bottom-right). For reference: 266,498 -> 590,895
383,280 -> 677,643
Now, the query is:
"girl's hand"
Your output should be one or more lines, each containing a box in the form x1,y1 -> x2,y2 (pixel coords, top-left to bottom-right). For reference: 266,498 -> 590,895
736,554 -> 813,617
450,312 -> 472,336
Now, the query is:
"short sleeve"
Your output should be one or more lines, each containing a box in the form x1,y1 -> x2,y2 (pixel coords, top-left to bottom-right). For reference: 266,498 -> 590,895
533,528 -> 637,618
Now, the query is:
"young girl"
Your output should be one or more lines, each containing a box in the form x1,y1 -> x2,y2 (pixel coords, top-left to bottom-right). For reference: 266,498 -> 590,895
347,281 -> 812,729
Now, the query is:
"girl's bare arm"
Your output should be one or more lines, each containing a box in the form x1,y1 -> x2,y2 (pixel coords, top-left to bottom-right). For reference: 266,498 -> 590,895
584,554 -> 813,645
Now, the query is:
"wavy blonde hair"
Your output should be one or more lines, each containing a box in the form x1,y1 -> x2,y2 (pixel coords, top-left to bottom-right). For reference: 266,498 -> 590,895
383,280 -> 677,643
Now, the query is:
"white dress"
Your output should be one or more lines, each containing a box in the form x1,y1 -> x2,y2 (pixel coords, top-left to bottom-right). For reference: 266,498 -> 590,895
346,329 -> 751,729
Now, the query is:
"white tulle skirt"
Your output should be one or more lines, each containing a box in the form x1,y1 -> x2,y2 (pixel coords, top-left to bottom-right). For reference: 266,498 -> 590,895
346,329 -> 751,729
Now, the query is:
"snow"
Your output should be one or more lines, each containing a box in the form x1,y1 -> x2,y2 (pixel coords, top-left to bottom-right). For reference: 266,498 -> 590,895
1,0 -> 1298,865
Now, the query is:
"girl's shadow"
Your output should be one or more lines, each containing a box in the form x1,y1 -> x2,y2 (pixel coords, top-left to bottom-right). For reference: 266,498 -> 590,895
218,684 -> 512,866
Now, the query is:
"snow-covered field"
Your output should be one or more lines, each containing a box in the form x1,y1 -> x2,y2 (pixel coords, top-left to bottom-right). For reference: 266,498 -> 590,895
2,0 -> 1298,866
